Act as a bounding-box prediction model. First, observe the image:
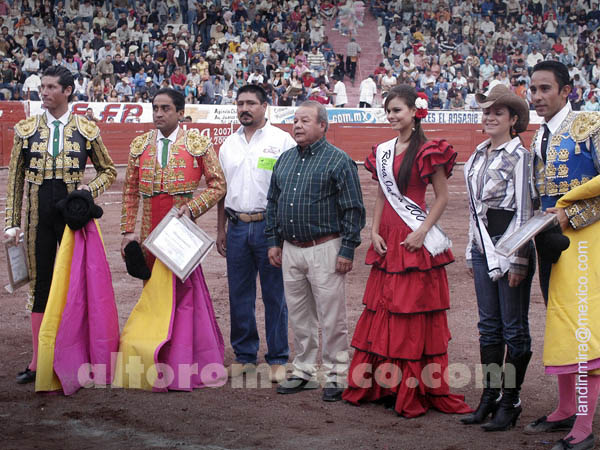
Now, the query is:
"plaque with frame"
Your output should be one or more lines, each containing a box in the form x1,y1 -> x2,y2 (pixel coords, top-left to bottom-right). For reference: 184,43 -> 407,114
495,212 -> 558,258
5,235 -> 30,293
143,207 -> 215,281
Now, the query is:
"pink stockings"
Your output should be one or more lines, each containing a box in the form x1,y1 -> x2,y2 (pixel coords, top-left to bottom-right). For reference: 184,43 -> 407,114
548,373 -> 600,444
28,312 -> 43,371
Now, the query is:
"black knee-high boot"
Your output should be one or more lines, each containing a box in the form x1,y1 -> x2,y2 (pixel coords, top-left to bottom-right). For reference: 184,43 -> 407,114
461,344 -> 505,425
482,351 -> 532,431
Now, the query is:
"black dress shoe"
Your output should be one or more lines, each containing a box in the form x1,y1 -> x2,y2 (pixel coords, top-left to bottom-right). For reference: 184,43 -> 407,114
16,367 -> 36,384
551,434 -> 595,450
277,376 -> 318,394
524,414 -> 576,434
322,382 -> 344,402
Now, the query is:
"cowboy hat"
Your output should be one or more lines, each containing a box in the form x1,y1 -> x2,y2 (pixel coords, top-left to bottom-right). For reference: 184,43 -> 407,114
475,84 -> 530,133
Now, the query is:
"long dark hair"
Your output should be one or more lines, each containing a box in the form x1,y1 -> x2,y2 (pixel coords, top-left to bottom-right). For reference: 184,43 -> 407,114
384,85 -> 426,194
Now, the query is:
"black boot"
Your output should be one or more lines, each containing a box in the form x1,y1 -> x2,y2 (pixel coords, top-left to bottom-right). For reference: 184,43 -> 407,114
461,344 -> 504,425
482,351 -> 532,432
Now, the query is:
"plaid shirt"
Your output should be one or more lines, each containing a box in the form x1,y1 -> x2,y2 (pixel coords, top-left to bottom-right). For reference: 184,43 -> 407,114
265,137 -> 366,260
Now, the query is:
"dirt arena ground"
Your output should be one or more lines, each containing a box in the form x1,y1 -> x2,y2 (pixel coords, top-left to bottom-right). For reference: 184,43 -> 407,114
0,165 -> 597,450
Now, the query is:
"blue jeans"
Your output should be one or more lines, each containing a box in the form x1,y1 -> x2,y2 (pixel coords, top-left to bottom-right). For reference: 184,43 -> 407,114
471,243 -> 535,358
226,219 -> 289,365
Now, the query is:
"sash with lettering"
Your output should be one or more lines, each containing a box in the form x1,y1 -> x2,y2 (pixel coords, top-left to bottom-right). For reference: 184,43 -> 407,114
376,138 -> 452,256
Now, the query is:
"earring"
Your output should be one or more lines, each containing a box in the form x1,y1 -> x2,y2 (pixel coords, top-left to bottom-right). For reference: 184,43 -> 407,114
411,126 -> 416,132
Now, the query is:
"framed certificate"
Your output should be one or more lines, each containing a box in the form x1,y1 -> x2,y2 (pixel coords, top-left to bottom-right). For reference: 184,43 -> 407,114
495,212 -> 558,258
143,207 -> 215,281
5,236 -> 30,293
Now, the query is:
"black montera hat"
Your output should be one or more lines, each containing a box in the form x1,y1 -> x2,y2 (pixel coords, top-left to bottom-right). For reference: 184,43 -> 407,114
57,189 -> 103,231
124,241 -> 151,280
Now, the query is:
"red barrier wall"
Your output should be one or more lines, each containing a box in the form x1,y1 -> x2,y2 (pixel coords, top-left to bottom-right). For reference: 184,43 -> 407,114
0,120 -> 538,167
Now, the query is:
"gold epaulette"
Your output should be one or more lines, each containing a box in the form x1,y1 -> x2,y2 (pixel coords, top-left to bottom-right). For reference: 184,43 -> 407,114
74,115 -> 101,141
570,112 -> 600,143
130,131 -> 152,157
184,129 -> 211,157
14,115 -> 40,139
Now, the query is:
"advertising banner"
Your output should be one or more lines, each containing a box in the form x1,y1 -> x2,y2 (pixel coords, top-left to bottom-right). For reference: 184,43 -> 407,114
27,102 -> 545,125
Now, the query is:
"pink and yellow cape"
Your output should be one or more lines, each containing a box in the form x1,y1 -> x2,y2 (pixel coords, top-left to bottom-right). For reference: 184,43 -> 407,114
35,220 -> 120,395
112,261 -> 225,391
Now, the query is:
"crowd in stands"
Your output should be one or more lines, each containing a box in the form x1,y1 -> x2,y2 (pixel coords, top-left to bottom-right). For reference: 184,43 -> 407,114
0,0 -> 366,107
0,0 -> 599,111
372,0 -> 600,111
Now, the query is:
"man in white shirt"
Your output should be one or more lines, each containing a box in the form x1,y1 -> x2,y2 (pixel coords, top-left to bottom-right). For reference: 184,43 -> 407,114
359,74 -> 377,108
187,66 -> 201,88
526,48 -> 544,70
247,69 -> 264,85
216,85 -> 295,383
332,74 -> 348,107
389,34 -> 404,60
479,15 -> 495,35
98,42 -> 115,62
22,72 -> 42,100
22,52 -> 40,77
78,0 -> 94,28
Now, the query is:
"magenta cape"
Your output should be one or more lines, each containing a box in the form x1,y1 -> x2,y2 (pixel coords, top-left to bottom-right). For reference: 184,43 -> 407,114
113,260 -> 225,391
36,220 -> 120,395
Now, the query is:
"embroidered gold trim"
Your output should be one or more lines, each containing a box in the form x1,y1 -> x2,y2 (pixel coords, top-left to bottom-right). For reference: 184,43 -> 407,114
74,115 -> 101,141
14,116 -> 40,139
558,181 -> 569,194
545,165 -> 557,178
185,129 -> 211,157
557,164 -> 568,178
570,112 -> 600,142
558,148 -> 569,161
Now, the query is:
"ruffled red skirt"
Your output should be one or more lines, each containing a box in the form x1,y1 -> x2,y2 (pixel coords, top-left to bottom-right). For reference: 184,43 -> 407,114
343,223 -> 471,417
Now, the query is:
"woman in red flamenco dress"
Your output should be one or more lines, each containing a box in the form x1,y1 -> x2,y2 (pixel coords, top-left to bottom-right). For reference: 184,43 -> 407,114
342,85 -> 472,418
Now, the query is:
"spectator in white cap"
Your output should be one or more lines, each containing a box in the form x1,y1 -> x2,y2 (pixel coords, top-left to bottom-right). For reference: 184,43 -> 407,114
22,52 -> 40,77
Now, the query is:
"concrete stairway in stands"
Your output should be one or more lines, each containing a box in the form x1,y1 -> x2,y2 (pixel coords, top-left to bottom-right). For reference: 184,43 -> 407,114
324,8 -> 383,107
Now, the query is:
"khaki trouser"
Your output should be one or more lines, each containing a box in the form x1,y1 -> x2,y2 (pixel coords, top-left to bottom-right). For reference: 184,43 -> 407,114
282,238 -> 349,384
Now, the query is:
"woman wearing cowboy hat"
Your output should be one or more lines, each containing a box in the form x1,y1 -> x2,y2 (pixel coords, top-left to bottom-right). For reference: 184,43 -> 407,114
462,84 -> 536,431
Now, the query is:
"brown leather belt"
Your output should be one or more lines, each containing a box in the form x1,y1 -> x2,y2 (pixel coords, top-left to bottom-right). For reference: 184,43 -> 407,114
287,233 -> 340,248
238,212 -> 265,222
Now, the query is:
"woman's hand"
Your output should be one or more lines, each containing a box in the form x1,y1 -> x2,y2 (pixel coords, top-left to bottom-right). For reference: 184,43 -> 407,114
402,229 -> 427,252
371,232 -> 387,256
508,272 -> 525,288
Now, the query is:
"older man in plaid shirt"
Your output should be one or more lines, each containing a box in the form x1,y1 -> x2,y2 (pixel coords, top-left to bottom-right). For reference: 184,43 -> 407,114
266,101 -> 366,402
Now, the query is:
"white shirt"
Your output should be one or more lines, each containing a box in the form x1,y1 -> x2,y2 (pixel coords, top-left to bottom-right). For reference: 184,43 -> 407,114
156,126 -> 180,165
22,57 -> 40,73
219,121 -> 296,212
333,80 -> 348,106
535,101 -> 571,160
45,110 -> 70,157
359,77 -> 377,104
23,73 -> 41,92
